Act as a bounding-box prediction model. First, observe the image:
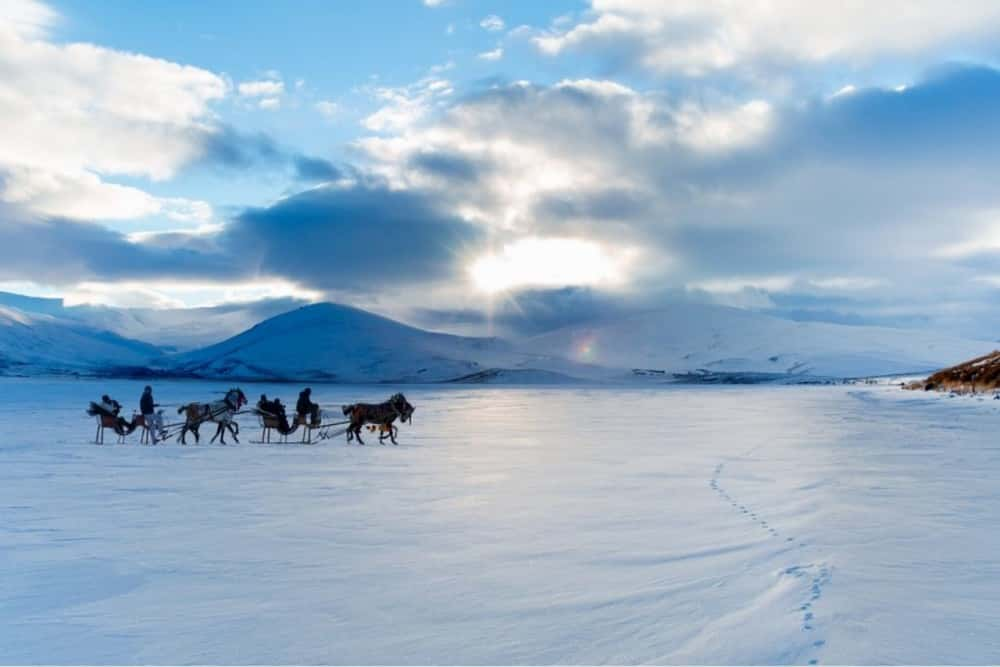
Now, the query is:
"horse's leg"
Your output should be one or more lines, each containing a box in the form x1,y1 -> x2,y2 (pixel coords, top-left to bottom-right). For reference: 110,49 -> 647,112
212,421 -> 223,444
230,421 -> 239,443
390,424 -> 398,445
178,425 -> 187,445
355,424 -> 365,445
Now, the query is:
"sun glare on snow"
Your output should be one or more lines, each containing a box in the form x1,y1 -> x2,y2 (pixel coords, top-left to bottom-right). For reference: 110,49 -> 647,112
468,237 -> 635,293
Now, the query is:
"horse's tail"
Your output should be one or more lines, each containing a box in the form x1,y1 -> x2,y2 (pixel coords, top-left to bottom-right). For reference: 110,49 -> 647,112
342,404 -> 354,416
177,404 -> 188,415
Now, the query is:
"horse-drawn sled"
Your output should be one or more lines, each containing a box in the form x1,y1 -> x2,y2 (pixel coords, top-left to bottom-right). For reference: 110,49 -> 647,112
87,387 -> 415,447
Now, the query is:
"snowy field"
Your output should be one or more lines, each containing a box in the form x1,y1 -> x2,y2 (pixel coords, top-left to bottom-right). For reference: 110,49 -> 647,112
2,378 -> 1000,664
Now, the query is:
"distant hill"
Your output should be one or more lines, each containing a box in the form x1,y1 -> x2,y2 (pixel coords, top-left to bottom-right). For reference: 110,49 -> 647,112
170,302 -> 520,382
526,303 -> 994,379
0,291 -> 305,352
0,305 -> 161,375
0,291 -> 992,383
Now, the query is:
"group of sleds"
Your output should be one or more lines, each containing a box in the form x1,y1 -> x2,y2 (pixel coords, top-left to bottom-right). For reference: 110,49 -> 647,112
87,385 -> 415,447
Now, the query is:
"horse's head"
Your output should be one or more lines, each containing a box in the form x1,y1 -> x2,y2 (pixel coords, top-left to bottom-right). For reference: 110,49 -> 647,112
227,388 -> 247,409
392,393 -> 415,424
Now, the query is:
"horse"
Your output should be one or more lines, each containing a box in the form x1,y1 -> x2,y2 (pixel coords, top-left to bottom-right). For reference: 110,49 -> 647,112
176,388 -> 247,445
341,393 -> 414,445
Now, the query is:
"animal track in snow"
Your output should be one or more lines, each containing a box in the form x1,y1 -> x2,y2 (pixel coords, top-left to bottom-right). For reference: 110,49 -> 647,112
712,463 -> 830,664
783,562 -> 832,662
709,463 -> 785,540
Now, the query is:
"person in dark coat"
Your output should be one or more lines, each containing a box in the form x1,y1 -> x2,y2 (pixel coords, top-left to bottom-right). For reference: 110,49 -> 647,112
273,398 -> 293,434
258,395 -> 294,434
297,387 -> 320,425
140,385 -> 164,443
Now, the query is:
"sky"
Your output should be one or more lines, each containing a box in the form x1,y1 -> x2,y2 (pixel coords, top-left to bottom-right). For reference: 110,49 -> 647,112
4,0 -> 1000,339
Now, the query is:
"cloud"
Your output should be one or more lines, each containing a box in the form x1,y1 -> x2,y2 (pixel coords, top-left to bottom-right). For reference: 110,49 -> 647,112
292,156 -> 341,183
198,126 -> 283,169
0,0 -> 228,221
478,47 -> 504,61
199,125 -> 338,183
534,1 -> 1000,78
3,0 -> 56,38
351,64 -> 1000,337
480,15 -> 505,32
225,182 -> 483,292
0,175 -> 481,300
0,204 -> 236,285
0,166 -> 213,222
237,79 -> 284,97
408,150 -> 488,183
315,100 -> 339,119
414,286 -> 635,336
362,77 -> 454,133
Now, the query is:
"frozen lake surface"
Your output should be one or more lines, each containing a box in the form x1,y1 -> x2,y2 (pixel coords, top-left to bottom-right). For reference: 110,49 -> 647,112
2,378 -> 1000,664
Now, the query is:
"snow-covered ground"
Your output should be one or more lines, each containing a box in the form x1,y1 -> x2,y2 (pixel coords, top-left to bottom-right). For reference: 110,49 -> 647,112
3,378 -> 1000,663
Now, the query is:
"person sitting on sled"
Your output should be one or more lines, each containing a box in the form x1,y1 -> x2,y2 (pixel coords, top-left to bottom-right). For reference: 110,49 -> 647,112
272,397 -> 294,435
257,395 -> 294,435
95,394 -> 132,435
296,387 -> 321,426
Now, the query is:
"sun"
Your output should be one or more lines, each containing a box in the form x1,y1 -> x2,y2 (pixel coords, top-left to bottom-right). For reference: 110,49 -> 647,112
468,237 -> 635,294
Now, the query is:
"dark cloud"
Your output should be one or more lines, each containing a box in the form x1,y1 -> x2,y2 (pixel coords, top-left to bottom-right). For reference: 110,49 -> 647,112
414,287 -> 649,337
534,187 -> 650,222
0,208 -> 237,285
408,151 -> 486,182
199,126 -> 283,170
224,183 -> 483,291
198,125 -> 341,186
293,155 -> 341,183
0,179 -> 483,297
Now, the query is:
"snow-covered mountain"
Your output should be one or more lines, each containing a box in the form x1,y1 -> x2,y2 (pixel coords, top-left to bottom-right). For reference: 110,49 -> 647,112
0,292 -> 305,351
0,305 -> 161,375
170,302 -> 524,382
526,302 -> 994,379
169,301 -> 992,383
0,292 -> 990,382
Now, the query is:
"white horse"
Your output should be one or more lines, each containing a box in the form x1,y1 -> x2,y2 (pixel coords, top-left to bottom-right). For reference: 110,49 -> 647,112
177,388 -> 247,445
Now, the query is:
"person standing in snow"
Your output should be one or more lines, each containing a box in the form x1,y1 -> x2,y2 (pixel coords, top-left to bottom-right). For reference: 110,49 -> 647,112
140,385 -> 165,443
297,387 -> 320,426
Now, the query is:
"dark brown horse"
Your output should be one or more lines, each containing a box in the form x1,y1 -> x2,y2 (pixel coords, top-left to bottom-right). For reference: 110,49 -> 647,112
341,393 -> 414,445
